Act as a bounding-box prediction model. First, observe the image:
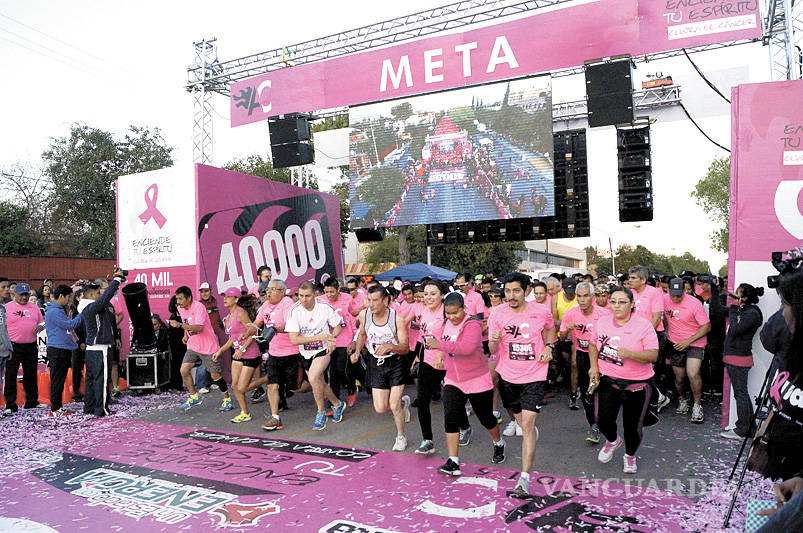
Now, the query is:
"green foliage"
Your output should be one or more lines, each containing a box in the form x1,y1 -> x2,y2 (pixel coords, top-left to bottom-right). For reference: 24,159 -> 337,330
390,102 -> 413,122
0,201 -> 47,255
330,173 -> 351,246
691,156 -> 730,253
585,245 -> 711,276
311,114 -> 349,133
224,154 -> 304,187
366,226 -> 524,276
42,124 -> 174,258
357,165 -> 405,225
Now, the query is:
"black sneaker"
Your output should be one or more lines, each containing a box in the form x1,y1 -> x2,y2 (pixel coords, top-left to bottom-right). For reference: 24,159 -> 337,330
250,386 -> 266,403
437,459 -> 461,476
72,394 -> 84,402
492,441 -> 506,464
568,392 -> 579,411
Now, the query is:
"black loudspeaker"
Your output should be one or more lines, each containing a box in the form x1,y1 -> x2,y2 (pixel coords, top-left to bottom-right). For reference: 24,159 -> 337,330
269,115 -> 314,168
617,125 -> 653,222
269,116 -> 311,145
272,142 -> 314,169
585,59 -> 633,127
121,282 -> 156,352
355,227 -> 386,242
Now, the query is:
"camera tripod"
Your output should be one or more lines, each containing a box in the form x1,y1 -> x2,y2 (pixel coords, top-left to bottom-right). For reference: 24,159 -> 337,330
723,361 -> 776,528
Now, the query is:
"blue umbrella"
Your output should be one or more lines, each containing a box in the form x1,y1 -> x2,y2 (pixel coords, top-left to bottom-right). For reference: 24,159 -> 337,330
374,262 -> 457,282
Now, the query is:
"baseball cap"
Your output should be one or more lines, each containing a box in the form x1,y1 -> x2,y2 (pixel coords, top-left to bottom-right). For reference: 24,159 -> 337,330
669,277 -> 685,296
594,283 -> 610,294
14,282 -> 31,295
199,282 -> 211,290
221,287 -> 241,297
562,278 -> 577,293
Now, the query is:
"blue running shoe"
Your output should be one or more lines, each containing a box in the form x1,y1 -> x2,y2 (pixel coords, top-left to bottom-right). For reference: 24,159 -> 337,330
331,401 -> 346,423
313,411 -> 327,431
181,394 -> 202,410
219,397 -> 233,412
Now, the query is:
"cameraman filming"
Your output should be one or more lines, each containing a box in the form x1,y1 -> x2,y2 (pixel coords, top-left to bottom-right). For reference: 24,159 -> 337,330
752,253 -> 803,530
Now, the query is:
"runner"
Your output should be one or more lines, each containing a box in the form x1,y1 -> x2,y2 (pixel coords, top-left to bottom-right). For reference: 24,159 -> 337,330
210,288 -> 258,423
559,282 -> 609,442
552,278 -> 579,401
172,286 -> 232,412
319,277 -> 359,409
489,272 -> 556,498
425,292 -> 505,476
589,286 -> 659,474
351,285 -> 411,451
663,277 -> 711,423
411,280 -> 449,455
285,281 -> 346,431
594,283 -> 612,312
346,278 -> 367,317
247,279 -> 300,432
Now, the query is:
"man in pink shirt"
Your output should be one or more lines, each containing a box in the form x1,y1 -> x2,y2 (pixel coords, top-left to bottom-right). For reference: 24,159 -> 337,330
455,273 -> 488,318
488,272 -> 555,499
248,278 -> 300,432
4,283 -> 45,412
319,277 -> 360,408
664,278 -> 711,423
170,286 -> 231,412
627,266 -> 664,329
346,278 -> 367,317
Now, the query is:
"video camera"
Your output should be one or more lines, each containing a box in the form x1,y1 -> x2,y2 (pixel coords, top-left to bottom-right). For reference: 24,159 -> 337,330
767,249 -> 803,288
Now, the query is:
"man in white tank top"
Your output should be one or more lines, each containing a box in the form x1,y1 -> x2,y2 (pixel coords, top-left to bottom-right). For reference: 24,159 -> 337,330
351,285 -> 410,452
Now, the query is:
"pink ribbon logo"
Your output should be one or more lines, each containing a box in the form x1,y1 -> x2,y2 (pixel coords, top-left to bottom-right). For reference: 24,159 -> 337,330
769,370 -> 789,406
138,184 -> 167,228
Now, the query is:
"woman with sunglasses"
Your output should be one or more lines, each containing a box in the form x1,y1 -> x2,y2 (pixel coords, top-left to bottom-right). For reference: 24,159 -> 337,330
588,286 -> 658,474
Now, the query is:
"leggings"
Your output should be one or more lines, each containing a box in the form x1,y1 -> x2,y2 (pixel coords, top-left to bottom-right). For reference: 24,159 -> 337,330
417,362 -> 446,441
595,377 -> 651,456
443,385 -> 495,433
576,350 -> 597,428
327,347 -> 352,400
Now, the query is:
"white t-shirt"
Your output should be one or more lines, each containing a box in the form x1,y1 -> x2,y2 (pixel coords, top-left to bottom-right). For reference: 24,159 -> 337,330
284,301 -> 341,359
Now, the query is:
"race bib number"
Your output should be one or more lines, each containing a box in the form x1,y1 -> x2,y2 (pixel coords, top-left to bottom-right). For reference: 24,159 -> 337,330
303,340 -> 324,351
599,345 -> 623,366
410,318 -> 420,331
509,343 -> 536,361
578,339 -> 589,350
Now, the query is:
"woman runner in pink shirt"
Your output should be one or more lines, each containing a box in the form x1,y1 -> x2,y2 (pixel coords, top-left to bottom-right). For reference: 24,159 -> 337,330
425,292 -> 505,476
589,286 -> 658,474
213,288 -> 260,423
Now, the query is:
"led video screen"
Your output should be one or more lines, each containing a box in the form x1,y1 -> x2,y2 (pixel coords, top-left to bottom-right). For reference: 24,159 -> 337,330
349,75 -> 554,229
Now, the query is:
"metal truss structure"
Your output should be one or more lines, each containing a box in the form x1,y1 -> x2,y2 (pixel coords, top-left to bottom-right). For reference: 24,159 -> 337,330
188,1 -> 798,163
552,85 -> 682,122
764,0 -> 803,80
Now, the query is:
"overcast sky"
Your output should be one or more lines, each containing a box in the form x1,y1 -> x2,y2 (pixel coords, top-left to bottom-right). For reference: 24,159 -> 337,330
0,0 -> 772,271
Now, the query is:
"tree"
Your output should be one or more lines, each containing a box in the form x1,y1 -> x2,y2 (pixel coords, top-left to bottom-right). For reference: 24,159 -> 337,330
0,201 -> 47,255
365,225 -> 524,275
585,245 -> 711,276
330,171 -> 351,246
42,124 -> 174,258
691,156 -> 729,253
224,154 -> 300,187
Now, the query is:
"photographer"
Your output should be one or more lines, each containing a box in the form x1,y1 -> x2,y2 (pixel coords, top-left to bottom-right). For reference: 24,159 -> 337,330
754,261 -> 803,530
720,283 -> 763,440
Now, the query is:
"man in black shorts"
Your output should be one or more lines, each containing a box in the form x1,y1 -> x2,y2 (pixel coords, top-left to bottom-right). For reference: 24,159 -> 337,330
351,285 -> 410,451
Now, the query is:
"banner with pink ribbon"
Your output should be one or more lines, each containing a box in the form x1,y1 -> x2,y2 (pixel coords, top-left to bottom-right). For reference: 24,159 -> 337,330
230,0 -> 761,127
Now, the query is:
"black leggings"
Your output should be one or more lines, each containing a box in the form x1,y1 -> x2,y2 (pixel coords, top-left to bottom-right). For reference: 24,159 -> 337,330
595,377 -> 651,456
327,347 -> 353,400
417,362 -> 446,441
443,385 -> 496,433
576,350 -> 597,428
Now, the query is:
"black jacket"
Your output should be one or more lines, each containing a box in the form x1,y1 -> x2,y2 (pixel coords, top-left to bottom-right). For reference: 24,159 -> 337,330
723,303 -> 763,356
81,280 -> 121,347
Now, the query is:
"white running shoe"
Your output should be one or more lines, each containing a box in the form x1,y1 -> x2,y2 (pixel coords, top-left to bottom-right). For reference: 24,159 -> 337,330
503,420 -> 518,437
401,395 -> 411,423
623,454 -> 637,474
392,434 -> 407,452
597,435 -> 623,463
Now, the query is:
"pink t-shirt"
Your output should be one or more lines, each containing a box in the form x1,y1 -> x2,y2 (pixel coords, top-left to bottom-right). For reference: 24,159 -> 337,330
592,314 -> 657,381
256,297 -> 298,357
401,300 -> 422,351
5,301 -> 43,343
663,294 -> 710,348
593,301 -> 612,313
225,308 -> 260,359
560,305 -> 610,352
440,317 -> 493,394
178,300 -> 220,356
351,291 -> 366,314
419,303 -> 446,368
489,301 -> 554,384
111,294 -> 125,316
317,293 -> 356,348
463,289 -> 488,317
632,284 -> 663,328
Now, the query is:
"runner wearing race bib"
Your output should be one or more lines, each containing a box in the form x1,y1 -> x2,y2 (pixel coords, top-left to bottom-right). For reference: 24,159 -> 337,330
285,281 -> 346,431
488,272 -> 555,499
559,282 -> 610,443
319,277 -> 360,408
352,285 -> 411,452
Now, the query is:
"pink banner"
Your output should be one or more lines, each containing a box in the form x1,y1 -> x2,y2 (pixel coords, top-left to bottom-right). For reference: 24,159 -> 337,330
729,80 -> 803,264
195,165 -> 343,294
230,0 -> 761,127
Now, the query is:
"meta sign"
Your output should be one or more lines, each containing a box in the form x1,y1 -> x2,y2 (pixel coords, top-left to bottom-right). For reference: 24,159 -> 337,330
230,0 -> 761,126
